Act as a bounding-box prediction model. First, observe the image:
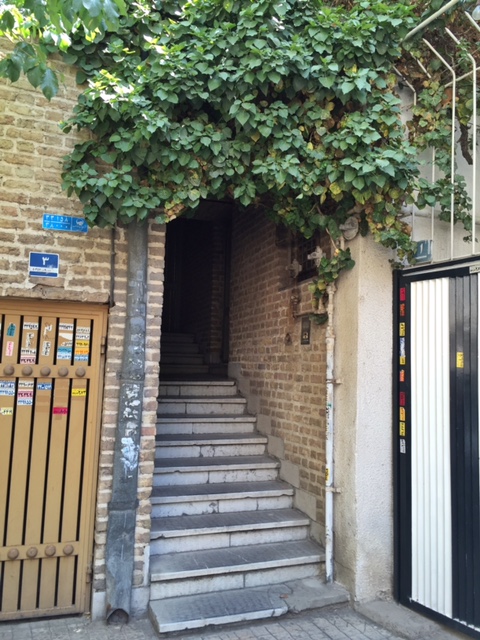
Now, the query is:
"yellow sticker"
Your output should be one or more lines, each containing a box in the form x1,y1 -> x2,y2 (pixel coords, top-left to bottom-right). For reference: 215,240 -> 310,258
457,352 -> 464,368
325,468 -> 330,483
399,323 -> 405,337
0,408 -> 13,416
400,407 -> 406,421
399,422 -> 406,436
75,340 -> 90,348
72,388 -> 87,397
399,356 -> 406,365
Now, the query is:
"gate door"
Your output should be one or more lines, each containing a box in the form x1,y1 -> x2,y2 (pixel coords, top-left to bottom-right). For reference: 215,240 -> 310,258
396,263 -> 480,637
0,300 -> 107,620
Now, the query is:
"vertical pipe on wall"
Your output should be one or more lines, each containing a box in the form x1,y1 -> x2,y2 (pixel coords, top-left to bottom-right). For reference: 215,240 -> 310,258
105,221 -> 148,623
325,282 -> 336,583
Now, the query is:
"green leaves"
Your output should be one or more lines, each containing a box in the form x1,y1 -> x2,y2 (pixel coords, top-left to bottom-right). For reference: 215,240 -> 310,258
0,0 -> 127,99
54,0 -> 426,290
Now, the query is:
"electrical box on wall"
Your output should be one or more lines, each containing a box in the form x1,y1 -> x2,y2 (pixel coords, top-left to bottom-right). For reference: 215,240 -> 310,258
301,317 -> 311,345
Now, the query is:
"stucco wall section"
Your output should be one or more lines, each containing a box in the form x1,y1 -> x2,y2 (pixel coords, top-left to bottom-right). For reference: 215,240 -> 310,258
334,234 -> 394,602
229,210 -> 327,540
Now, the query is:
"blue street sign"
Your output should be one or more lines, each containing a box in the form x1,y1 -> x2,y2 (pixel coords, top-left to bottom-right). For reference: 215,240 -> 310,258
29,252 -> 60,278
42,214 -> 88,233
415,239 -> 433,264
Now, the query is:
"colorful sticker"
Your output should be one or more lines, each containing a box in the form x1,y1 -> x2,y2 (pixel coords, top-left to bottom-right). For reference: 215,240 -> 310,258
400,439 -> 406,454
400,288 -> 406,301
18,380 -> 34,389
43,324 -> 53,336
42,341 -> 51,357
75,340 -> 90,348
400,337 -> 406,358
17,399 -> 33,406
72,388 -> 87,397
74,355 -> 89,361
20,348 -> 36,364
399,370 -> 405,382
7,323 -> 16,337
57,346 -> 72,361
75,349 -> 89,356
18,390 -> 33,399
400,303 -> 406,317
399,392 -> 406,406
457,352 -> 464,369
0,408 -> 13,416
23,322 -> 38,331
399,356 -> 406,365
399,422 -> 406,436
53,407 -> 68,415
400,407 -> 406,421
75,327 -> 91,338
37,383 -> 52,391
0,382 -> 15,396
59,323 -> 74,332
5,341 -> 14,357
399,323 -> 405,337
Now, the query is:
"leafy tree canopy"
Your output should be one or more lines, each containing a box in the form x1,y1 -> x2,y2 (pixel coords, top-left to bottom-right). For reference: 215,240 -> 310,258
1,0 -> 475,297
0,0 -> 126,98
61,0 -> 420,295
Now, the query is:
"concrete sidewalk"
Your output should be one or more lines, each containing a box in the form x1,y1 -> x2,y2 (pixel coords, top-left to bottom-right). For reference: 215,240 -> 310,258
0,603 -> 472,640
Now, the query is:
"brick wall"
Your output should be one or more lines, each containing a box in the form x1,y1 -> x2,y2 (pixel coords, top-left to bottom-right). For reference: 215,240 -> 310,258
0,51 -> 163,616
229,210 -> 327,542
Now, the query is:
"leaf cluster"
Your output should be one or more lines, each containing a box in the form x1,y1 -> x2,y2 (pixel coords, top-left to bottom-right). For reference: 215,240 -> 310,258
58,0 -> 421,293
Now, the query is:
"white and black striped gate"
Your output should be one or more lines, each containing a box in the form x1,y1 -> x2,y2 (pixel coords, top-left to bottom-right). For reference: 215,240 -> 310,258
396,259 -> 480,637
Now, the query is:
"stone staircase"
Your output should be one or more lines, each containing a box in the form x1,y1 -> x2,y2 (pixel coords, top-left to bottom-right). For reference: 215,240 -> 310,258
148,333 -> 327,633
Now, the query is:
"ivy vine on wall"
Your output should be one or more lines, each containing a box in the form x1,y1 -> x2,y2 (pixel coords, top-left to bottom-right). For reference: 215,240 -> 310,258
1,0 -> 478,304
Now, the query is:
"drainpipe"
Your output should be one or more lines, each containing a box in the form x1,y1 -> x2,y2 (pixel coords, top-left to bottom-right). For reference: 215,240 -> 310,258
403,0 -> 462,41
325,282 -> 336,583
105,221 -> 148,623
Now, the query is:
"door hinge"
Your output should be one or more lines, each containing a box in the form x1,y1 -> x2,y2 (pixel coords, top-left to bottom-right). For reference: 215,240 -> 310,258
101,336 -> 107,355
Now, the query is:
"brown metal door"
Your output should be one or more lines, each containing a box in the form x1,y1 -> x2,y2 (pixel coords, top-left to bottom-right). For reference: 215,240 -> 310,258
0,300 -> 107,620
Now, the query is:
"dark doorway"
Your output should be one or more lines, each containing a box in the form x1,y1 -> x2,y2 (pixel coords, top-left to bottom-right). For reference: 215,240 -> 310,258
161,204 -> 232,373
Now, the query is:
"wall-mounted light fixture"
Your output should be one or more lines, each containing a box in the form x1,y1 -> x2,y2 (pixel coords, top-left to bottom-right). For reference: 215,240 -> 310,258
472,2 -> 480,20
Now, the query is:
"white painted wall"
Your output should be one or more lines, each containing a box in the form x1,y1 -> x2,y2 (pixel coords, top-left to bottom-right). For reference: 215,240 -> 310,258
334,235 -> 394,602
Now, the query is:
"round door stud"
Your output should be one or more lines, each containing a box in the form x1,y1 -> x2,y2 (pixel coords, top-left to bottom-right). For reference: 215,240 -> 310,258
63,544 -> 74,556
26,547 -> 38,558
7,548 -> 19,560
40,366 -> 51,376
3,365 -> 14,376
75,367 -> 86,377
45,545 -> 56,557
58,367 -> 69,377
21,366 -> 33,376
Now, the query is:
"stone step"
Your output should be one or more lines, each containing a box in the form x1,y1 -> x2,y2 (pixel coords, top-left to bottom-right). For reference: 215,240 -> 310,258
149,579 -> 349,634
150,509 -> 309,554
157,415 -> 257,435
161,333 -> 195,343
157,396 -> 247,416
150,540 -> 324,600
149,586 -> 288,634
160,342 -> 201,354
154,455 -> 279,486
160,364 -> 209,375
155,433 -> 267,458
161,353 -> 205,365
150,480 -> 294,517
159,379 -> 238,398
